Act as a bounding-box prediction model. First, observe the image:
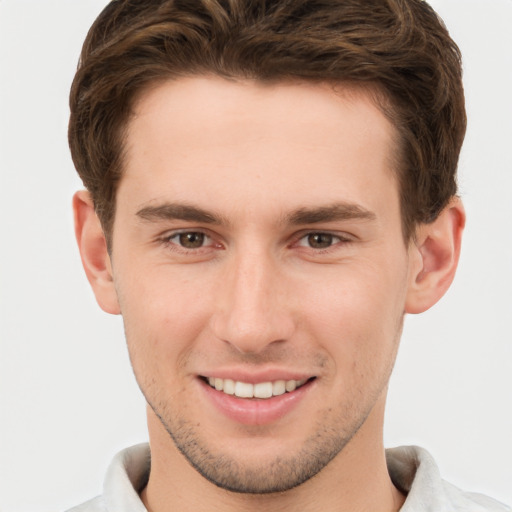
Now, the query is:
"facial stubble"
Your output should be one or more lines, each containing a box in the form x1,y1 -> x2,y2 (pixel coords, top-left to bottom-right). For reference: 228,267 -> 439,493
125,300 -> 404,495
148,394 -> 371,494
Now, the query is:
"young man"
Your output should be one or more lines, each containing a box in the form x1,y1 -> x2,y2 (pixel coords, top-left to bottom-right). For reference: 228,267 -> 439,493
67,1 -> 509,511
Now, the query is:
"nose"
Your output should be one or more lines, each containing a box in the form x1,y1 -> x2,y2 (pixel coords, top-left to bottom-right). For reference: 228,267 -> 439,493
211,249 -> 295,354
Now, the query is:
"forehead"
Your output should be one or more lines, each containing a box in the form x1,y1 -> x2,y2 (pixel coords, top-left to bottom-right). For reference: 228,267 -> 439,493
120,76 -> 399,222
128,77 -> 394,150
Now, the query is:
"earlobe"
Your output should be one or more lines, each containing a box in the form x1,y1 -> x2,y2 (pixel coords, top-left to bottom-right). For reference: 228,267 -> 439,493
73,190 -> 121,315
405,198 -> 466,314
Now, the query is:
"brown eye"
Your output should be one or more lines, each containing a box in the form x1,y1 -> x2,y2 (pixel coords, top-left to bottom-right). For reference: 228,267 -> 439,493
307,233 -> 334,249
178,232 -> 205,248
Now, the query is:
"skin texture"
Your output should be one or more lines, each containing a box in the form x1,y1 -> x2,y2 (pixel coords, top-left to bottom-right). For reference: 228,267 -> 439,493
74,77 -> 465,512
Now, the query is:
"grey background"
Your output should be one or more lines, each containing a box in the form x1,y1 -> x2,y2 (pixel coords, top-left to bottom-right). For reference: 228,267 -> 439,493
1,1 -> 511,510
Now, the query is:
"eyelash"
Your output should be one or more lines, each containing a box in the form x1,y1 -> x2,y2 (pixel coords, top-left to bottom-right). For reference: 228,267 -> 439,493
294,232 -> 351,251
160,231 -> 218,253
159,229 -> 353,255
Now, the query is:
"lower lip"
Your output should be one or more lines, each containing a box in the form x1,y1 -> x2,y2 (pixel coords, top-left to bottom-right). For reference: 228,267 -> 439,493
199,379 -> 314,426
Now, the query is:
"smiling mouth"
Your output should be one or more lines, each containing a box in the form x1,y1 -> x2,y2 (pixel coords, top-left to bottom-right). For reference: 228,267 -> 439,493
202,376 -> 314,399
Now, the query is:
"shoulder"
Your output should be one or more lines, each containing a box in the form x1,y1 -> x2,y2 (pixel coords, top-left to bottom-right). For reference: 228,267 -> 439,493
387,446 -> 511,512
441,480 -> 511,512
66,495 -> 107,512
65,444 -> 150,512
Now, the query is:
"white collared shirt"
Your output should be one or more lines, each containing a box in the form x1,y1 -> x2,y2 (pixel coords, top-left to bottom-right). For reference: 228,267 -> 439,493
67,444 -> 510,512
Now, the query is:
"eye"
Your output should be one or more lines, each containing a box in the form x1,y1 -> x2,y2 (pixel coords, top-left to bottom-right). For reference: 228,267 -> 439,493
298,232 -> 345,249
305,233 -> 335,249
167,231 -> 210,249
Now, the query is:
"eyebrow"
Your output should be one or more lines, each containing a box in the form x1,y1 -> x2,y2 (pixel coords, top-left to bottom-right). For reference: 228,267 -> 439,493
135,201 -> 376,226
285,203 -> 377,225
136,203 -> 225,224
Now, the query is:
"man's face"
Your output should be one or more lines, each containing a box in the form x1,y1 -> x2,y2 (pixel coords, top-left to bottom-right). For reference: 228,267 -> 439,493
110,77 -> 418,492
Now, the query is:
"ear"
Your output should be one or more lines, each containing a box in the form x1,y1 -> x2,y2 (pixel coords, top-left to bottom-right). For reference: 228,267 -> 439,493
405,198 -> 466,314
73,190 -> 121,315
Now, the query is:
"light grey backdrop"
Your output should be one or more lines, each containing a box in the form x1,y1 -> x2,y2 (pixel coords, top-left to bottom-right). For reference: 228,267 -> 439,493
1,1 -> 511,511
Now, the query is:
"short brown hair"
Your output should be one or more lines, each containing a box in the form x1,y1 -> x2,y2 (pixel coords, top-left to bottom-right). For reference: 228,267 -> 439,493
69,0 -> 466,244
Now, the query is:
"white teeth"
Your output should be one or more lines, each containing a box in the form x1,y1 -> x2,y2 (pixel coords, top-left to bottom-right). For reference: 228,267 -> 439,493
235,381 -> 254,398
223,378 -> 235,395
254,382 -> 273,399
285,380 -> 297,392
272,380 -> 286,396
206,377 -> 309,398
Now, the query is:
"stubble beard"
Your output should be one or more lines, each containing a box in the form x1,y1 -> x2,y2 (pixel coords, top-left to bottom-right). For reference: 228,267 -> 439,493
131,316 -> 403,495
147,395 -> 373,494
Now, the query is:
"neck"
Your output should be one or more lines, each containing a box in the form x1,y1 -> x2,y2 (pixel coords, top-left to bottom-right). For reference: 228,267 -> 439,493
141,396 -> 405,512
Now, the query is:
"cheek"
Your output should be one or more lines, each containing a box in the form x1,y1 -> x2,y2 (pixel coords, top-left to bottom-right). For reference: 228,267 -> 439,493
119,262 -> 213,329
299,260 -> 407,368
116,267 -> 215,381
